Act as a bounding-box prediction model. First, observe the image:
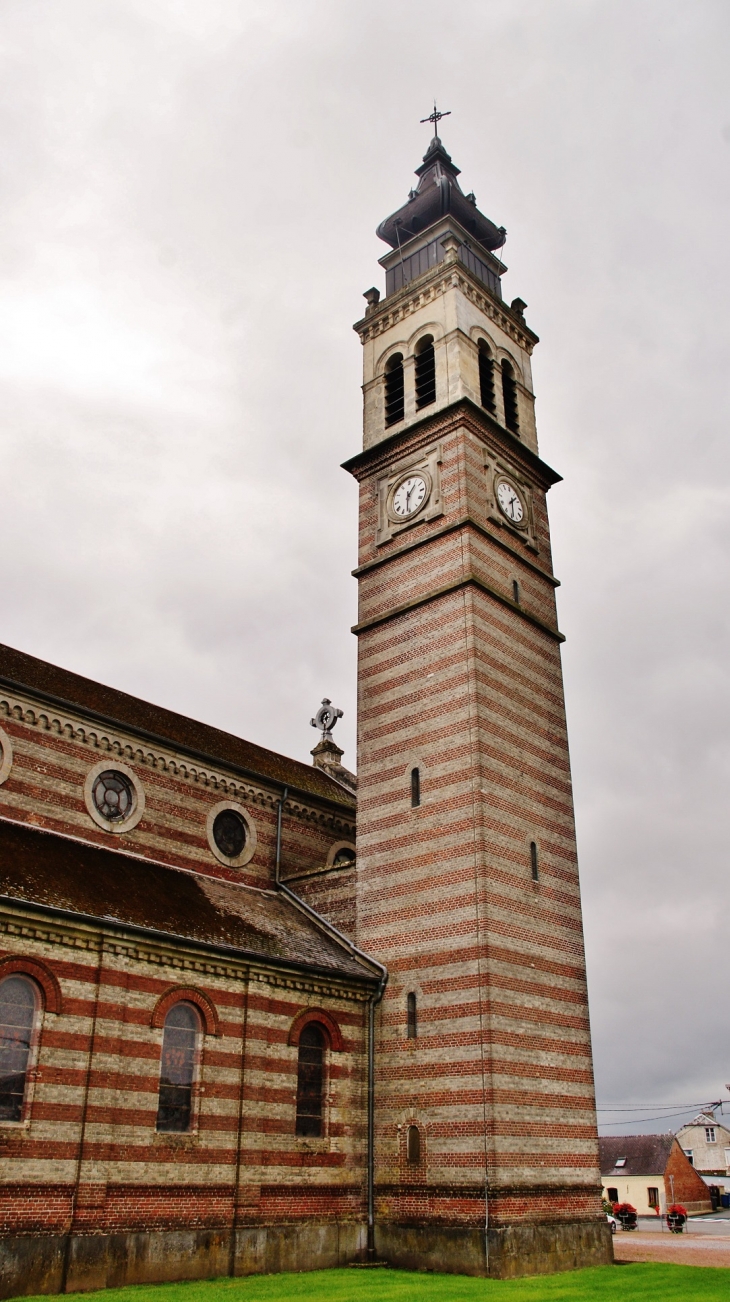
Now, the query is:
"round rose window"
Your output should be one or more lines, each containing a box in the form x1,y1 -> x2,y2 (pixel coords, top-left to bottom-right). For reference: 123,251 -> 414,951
92,770 -> 135,823
212,809 -> 246,860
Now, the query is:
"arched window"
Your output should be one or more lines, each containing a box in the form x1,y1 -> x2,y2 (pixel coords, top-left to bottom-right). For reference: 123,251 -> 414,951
530,841 -> 539,882
156,1002 -> 200,1133
478,341 -> 495,413
296,1023 -> 326,1137
414,336 -> 436,410
384,354 -> 405,427
501,359 -> 519,434
0,976 -> 38,1122
407,1123 -> 421,1164
406,992 -> 417,1039
410,767 -> 421,808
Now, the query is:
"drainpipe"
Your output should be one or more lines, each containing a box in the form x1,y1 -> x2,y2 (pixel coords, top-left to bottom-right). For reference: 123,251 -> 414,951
273,781 -> 387,1261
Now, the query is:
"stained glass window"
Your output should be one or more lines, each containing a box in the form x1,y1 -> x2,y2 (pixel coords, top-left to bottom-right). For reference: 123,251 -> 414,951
295,1024 -> 325,1137
212,809 -> 246,859
92,770 -> 134,823
156,1003 -> 199,1133
0,977 -> 37,1122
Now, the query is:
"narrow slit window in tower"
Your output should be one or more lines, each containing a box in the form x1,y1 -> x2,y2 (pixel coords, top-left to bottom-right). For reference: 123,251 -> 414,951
501,359 -> 520,434
384,354 -> 404,426
478,341 -> 496,412
410,767 -> 420,807
530,841 -> 539,882
407,1124 -> 421,1164
414,336 -> 436,409
513,580 -> 520,604
406,991 -> 417,1039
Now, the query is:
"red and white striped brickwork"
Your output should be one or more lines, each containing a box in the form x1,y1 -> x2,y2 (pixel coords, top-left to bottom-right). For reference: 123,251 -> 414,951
0,687 -> 352,890
350,263 -> 605,1254
0,908 -> 369,1251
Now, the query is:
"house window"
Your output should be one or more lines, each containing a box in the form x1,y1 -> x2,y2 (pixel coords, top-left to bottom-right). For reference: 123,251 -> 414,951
607,1187 -> 619,1203
501,359 -> 519,434
406,992 -> 417,1039
295,1023 -> 325,1137
706,1127 -> 716,1144
384,354 -> 405,426
684,1149 -> 693,1165
407,1123 -> 421,1164
156,1002 -> 200,1133
410,767 -> 421,808
648,1187 -> 659,1208
0,976 -> 39,1123
414,336 -> 436,409
478,341 -> 495,413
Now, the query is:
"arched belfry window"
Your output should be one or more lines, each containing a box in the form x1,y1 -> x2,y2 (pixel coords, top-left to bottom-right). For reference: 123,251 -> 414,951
478,341 -> 496,413
414,336 -> 436,410
0,976 -> 38,1122
410,767 -> 421,808
407,1123 -> 421,1164
501,359 -> 520,434
384,354 -> 405,427
296,1023 -> 326,1137
156,1002 -> 200,1133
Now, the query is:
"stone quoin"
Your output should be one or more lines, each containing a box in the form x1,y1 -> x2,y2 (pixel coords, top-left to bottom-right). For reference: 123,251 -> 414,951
0,126 -> 611,1295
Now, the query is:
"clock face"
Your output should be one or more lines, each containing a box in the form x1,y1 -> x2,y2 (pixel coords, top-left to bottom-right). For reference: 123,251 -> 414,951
496,479 -> 525,525
392,474 -> 428,518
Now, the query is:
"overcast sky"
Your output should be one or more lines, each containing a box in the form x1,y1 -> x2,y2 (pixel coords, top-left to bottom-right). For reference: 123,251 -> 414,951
1,0 -> 729,1134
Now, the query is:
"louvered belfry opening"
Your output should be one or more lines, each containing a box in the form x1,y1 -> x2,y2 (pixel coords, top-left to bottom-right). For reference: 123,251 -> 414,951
479,341 -> 496,413
414,336 -> 436,409
384,353 -> 405,426
501,359 -> 520,433
295,1023 -> 326,1137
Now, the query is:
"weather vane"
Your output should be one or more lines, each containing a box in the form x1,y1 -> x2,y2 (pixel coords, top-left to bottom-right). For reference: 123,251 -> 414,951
310,698 -> 343,742
420,101 -> 451,138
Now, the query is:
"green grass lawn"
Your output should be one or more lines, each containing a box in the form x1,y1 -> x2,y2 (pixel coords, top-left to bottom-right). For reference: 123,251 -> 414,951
13,1265 -> 730,1302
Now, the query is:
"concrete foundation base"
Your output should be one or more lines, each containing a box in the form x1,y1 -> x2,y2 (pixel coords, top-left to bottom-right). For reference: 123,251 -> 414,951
0,1223 -> 368,1298
376,1219 -> 614,1278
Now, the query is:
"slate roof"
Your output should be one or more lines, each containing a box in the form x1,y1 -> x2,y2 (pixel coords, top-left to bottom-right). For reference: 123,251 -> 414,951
0,643 -> 354,810
599,1135 -> 676,1177
376,136 -> 506,253
0,819 -> 376,983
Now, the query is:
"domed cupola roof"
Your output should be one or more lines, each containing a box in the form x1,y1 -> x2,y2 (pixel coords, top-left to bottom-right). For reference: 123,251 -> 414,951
376,136 -> 506,253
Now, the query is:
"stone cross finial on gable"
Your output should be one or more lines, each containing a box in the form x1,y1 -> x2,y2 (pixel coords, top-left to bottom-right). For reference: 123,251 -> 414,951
310,698 -> 343,742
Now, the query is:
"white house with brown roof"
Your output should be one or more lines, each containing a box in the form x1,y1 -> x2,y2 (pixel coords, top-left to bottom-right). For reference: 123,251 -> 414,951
600,1135 -> 712,1216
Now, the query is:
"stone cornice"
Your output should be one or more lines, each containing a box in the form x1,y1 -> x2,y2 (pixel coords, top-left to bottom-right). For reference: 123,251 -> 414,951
352,572 -> 564,643
0,686 -> 355,837
352,515 -> 560,588
342,398 -> 561,490
353,258 -> 539,353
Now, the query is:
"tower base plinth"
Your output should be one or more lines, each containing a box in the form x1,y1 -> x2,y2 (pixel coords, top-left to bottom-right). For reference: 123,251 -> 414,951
375,1220 -> 614,1279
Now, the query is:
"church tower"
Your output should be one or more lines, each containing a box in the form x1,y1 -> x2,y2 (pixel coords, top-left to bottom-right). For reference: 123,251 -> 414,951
345,124 -> 611,1276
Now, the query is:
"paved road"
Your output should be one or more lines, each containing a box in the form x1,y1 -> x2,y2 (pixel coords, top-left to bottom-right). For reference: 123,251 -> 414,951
630,1212 -> 730,1236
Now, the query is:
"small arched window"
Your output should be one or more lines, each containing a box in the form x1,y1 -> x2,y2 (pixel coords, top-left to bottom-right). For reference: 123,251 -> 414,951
501,359 -> 520,434
384,354 -> 405,427
156,1002 -> 200,1133
478,341 -> 495,413
0,976 -> 38,1123
406,992 -> 417,1039
296,1023 -> 326,1137
410,767 -> 421,808
407,1124 -> 421,1165
415,336 -> 436,410
530,841 -> 539,882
